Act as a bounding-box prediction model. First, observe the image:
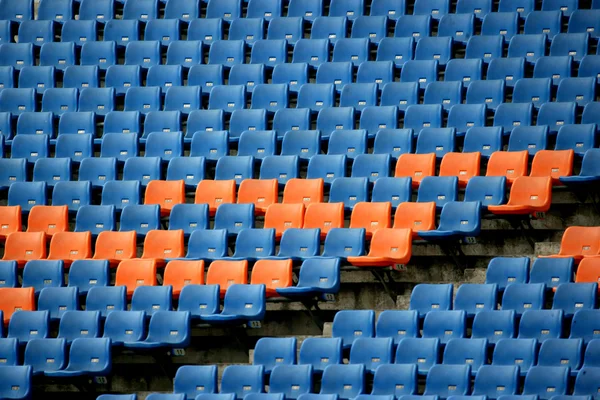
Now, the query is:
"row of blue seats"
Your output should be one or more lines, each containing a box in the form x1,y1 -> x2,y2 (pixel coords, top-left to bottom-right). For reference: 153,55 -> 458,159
3,0 -> 600,24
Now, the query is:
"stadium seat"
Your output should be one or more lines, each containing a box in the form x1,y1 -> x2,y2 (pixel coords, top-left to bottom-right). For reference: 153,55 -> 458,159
122,157 -> 160,186
102,310 -> 145,345
568,10 -> 600,37
131,286 -> 172,316
283,178 -> 324,206
75,203 -> 116,235
482,12 -> 519,39
93,231 -> 137,268
7,310 -> 50,343
189,132 -> 227,160
508,35 -> 547,63
466,35 -> 504,63
22,260 -> 63,294
349,203 -> 391,237
18,66 -> 54,95
317,107 -> 355,140
488,176 -> 552,215
485,257 -> 530,290
560,148 -> 600,187
0,260 -> 17,288
404,105 -> 443,134
493,338 -> 538,376
78,158 -> 116,190
439,153 -> 481,187
141,230 -> 185,263
2,231 -> 46,267
85,286 -> 127,318
188,18 -> 222,44
60,21 -> 96,47
556,77 -> 596,107
410,284 -> 453,318
68,260 -> 110,295
519,309 -> 564,342
538,338 -> 583,373
464,176 -> 507,209
373,129 -> 413,160
395,153 -> 436,188
78,88 -> 115,117
550,33 -> 589,62
0,337 -> 18,365
396,337 -> 440,375
351,154 -> 391,182
513,78 -> 552,108
214,203 -> 255,236
101,180 -> 141,212
7,181 -> 47,213
166,41 -> 203,71
168,204 -> 209,236
502,283 -> 545,316
570,309 -> 600,344
424,364 -> 471,397
0,288 -> 35,325
534,57 -> 572,87
115,259 -> 157,297
125,41 -> 161,70
259,156 -> 300,185
47,232 -> 91,266
208,40 -> 246,69
471,310 -> 516,344
0,44 -> 34,72
420,201 -> 482,240
524,11 -> 561,38
400,60 -> 438,89
329,178 -> 369,211
57,311 -> 100,345
251,259 -> 293,296
553,282 -> 597,317
375,310 -> 418,346
26,205 -> 68,237
263,204 -> 304,239
454,284 -> 498,317
349,338 -> 393,374
80,42 -> 116,71
55,133 -> 93,163
182,229 -> 227,261
38,287 -> 79,321
174,366 -> 217,400
144,180 -> 185,216
360,106 -> 399,137
423,310 -> 467,344
555,124 -> 596,157
462,127 -> 502,159
320,364 -> 365,400
523,366 -> 570,399
529,149 -> 574,184
473,365 -> 520,399
393,202 -> 436,236
529,257 -> 574,290
0,206 -> 21,241
120,205 -> 161,237
537,102 -> 577,136
202,284 -> 266,326
447,104 -> 487,136
281,130 -> 320,160
579,55 -> 600,83
486,150 -> 529,184
104,20 -> 139,48
145,132 -> 183,161
206,260 -> 248,297
195,180 -> 236,216
187,65 -> 224,95
298,337 -> 343,374
417,177 -> 459,210
301,203 -> 344,238
573,367 -> 600,396
306,155 -> 346,185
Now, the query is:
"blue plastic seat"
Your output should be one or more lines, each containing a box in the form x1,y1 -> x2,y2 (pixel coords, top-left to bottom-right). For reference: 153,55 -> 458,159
119,205 -> 160,237
424,364 -> 471,398
555,124 -> 596,157
100,133 -> 138,163
370,177 -> 411,209
356,62 -> 394,91
213,203 -> 254,236
415,37 -> 452,66
420,201 -> 481,239
311,16 -> 347,44
17,66 -> 55,94
570,310 -> 600,344
145,19 -> 179,46
542,0 -> 577,14
259,155 -> 299,185
350,338 -> 393,374
352,16 -> 387,43
0,261 -> 17,288
400,60 -> 438,89
43,338 -> 111,377
445,59 -> 483,88
16,112 -> 54,140
79,0 -> 113,21
101,180 -> 140,212
7,182 -> 46,212
0,43 -> 34,71
380,83 -> 418,112
174,365 -> 218,400
24,338 -> 66,375
250,39 -> 287,69
473,365 -> 520,399
145,132 -> 183,161
267,17 -> 302,46
568,10 -> 600,38
173,284 -> 219,321
122,311 -> 190,349
519,310 -> 564,342
553,283 -> 597,318
328,130 -> 367,160
316,107 -> 354,140
573,367 -> 600,397
253,337 -> 296,374
556,77 -> 596,106
560,148 -> 600,186
423,310 -> 467,345
462,125 -> 502,158
123,0 -> 158,20
271,63 -> 309,93
550,33 -> 589,62
537,102 -> 577,135
78,158 -> 116,189
209,86 -> 246,116
167,204 -> 208,236
229,228 -> 275,260
0,88 -> 35,115
395,337 -> 440,376
229,64 -> 265,94
22,260 -> 64,295
123,87 -> 161,115
404,105 -> 444,135
332,39 -> 370,67
124,41 -> 160,71
513,78 -> 552,108
507,126 -> 549,156
298,337 -> 343,373
38,287 -> 78,321
502,283 -> 545,316
214,156 -> 253,184
417,176 -> 458,209
409,284 -> 453,318
465,35 -> 504,65
273,228 -> 321,260
62,21 -> 97,45
203,284 -> 266,327
8,310 -> 50,343
238,130 -> 276,159
131,286 -> 172,317
438,14 -> 474,44
316,62 -> 352,94
373,129 -> 413,161
494,103 -> 534,134
276,257 -> 340,300
320,228 -> 365,260
307,155 -> 346,184
80,41 -> 116,71
86,286 -> 127,319
251,84 -> 288,114
51,181 -> 91,214
376,38 -> 413,69
187,110 -> 224,143
247,0 -> 281,20
529,257 -> 574,290
375,310 -> 418,345
32,158 -> 71,188
351,154 -> 391,182
534,56 -> 572,87
523,366 -> 570,399
68,259 -> 110,295
444,338 -> 488,374
538,338 -> 583,373
0,365 -> 32,399
579,55 -> 600,84
18,20 -> 53,47
493,338 -> 538,376
292,39 -> 330,69
454,284 -> 498,317
298,84 -> 335,114
42,89 -> 79,116
78,88 -> 115,116
424,82 -> 462,111
0,337 -> 18,365
508,35 -> 547,63
146,65 -> 183,95
166,41 -> 203,71
208,40 -> 245,69
464,176 -> 507,209
329,178 -> 369,210
163,86 -> 201,115
104,20 -> 139,48
39,43 -> 75,72
206,0 -> 241,22
524,11 -> 562,38
184,230 -> 228,261
360,106 -> 399,138
187,65 -> 224,95
268,365 -> 312,400
472,310 -> 516,344
486,257 -> 530,289
229,18 -> 263,46
0,66 -> 13,89
482,12 -> 519,40
11,135 -> 49,164
281,129 -> 320,160
331,309 -> 375,349
320,364 -> 365,400
187,18 -> 222,44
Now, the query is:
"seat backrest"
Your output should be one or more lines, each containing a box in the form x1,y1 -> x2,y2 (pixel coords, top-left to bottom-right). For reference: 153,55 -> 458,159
320,364 -> 366,399
253,337 -> 297,374
269,364 -> 313,400
422,310 -> 467,344
237,179 -> 279,213
0,288 -> 35,325
410,283 -> 453,317
505,176 -> 553,210
393,202 -> 437,234
2,232 -> 46,265
472,310 -> 516,344
163,260 -> 205,297
395,337 -> 440,374
530,149 -> 574,183
558,226 -> 600,258
454,283 -> 498,317
131,285 -> 173,316
141,229 -> 185,259
299,337 -> 343,373
395,153 -> 436,187
518,310 -> 564,342
349,202 -> 392,237
472,365 -> 520,398
485,256 -> 530,290
178,284 -> 220,318
250,260 -> 293,296
283,178 -> 324,205
221,365 -> 265,399
530,257 -> 574,290
47,232 -> 92,264
86,286 -> 127,318
303,203 -> 345,237
185,229 -> 228,259
0,206 -> 21,239
349,337 -> 394,372
38,287 -> 79,320
174,365 -> 218,400
57,310 -> 101,344
424,364 -> 471,397
22,260 -> 64,294
8,310 -> 49,342
144,180 -> 185,216
264,204 -> 305,239
332,310 -> 375,348
523,366 -> 570,399
195,179 -> 236,215
114,259 -> 158,296
27,205 -> 69,237
206,260 -> 248,296
93,231 -> 137,265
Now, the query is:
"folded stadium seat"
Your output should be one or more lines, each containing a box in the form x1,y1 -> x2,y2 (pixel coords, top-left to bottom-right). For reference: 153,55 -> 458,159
529,257 -> 574,291
417,176 -> 459,210
250,259 -> 293,297
306,154 -> 347,185
124,87 -> 162,116
482,12 -> 520,40
174,365 -> 218,400
422,310 -> 467,345
571,310 -> 600,345
61,19 -> 97,47
16,113 -> 54,144
78,87 -> 116,117
0,206 -> 21,242
266,18 -> 302,47
104,19 -> 139,48
316,62 -> 353,94
360,107 -> 400,141
0,0 -> 33,21
302,203 -> 344,239
251,84 -> 289,115
424,364 -> 471,398
349,202 -> 392,238
93,231 -> 137,268
262,204 -> 304,240
79,158 -> 117,190
472,310 -> 517,346
320,228 -> 366,260
2,231 -> 46,267
538,338 -> 584,374
513,78 -> 552,109
523,10 -> 561,38
146,66 -> 184,96
317,107 -> 355,140
555,124 -> 596,157
280,130 -> 320,160
230,229 -> 276,261
238,130 -> 277,160
119,205 -> 161,237
492,338 -> 538,377
529,149 -> 574,184
465,35 -> 504,64
7,182 -> 47,213
579,56 -> 600,83
18,66 -> 55,95
297,338 -> 343,375
395,337 -> 440,376
206,260 -> 248,297
0,88 -> 36,117
124,41 -> 161,71
132,286 -> 173,317
534,57 -> 573,88
188,65 -> 224,95
495,103 -> 535,135
0,365 -> 32,400
229,18 -> 264,47
102,309 -> 146,345
328,130 -> 367,160
474,366 -> 521,399
208,40 -> 246,70
568,10 -> 600,38
145,19 -> 180,47
7,310 -> 49,343
195,180 -> 236,216
67,259 -> 110,296
25,340 -> 64,374
26,206 -> 68,237
187,18 -> 223,46
229,65 -> 266,95
38,286 -> 79,321
100,133 -> 138,163
0,337 -> 19,364
519,309 -> 564,343
465,176 -> 507,210
214,203 -> 255,236
523,366 -> 570,400
556,77 -> 597,107
375,310 -> 419,346
373,129 -> 413,161
549,34 -> 589,64
508,35 -> 547,64
55,133 -> 93,163
59,310 -> 101,345
17,20 -> 53,47
394,153 -> 436,189
0,43 -> 33,72
502,282 -> 545,317
122,157 -> 161,187
319,364 -> 365,400
47,231 -> 92,267
454,284 -> 498,318
189,132 -> 228,160
271,228 -> 321,260
537,103 -> 577,136
347,228 -> 413,268
166,43 -> 203,72
441,152 -> 482,188
462,127 -> 502,158
400,60 -> 438,89
508,125 -> 552,157
332,39 -> 370,68
40,43 -> 76,72
404,106 -> 444,137
329,178 -> 369,211
485,257 -> 530,291
22,260 -> 63,294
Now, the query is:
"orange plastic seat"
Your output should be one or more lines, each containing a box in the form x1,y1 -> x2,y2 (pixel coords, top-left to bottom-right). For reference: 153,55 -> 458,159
2,232 -> 47,267
144,180 -> 186,217
530,149 -> 574,185
250,259 -> 293,297
549,226 -> 600,262
439,152 -> 481,188
486,150 -> 529,185
27,205 -> 69,236
93,231 -> 138,268
488,176 -> 552,215
0,206 -> 21,241
0,287 -> 34,325
164,260 -> 205,297
237,179 -> 279,214
206,260 -> 248,297
347,228 -> 413,268
576,257 -> 600,291
283,178 -> 324,205
264,203 -> 305,239
395,153 -> 436,188
115,259 -> 158,297
47,231 -> 92,266
393,202 -> 437,238
141,229 -> 185,264
303,202 -> 345,239
195,179 -> 236,216
349,202 -> 392,238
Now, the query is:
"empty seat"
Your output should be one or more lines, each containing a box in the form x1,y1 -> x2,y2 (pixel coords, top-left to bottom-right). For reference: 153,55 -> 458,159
320,364 -> 365,400
534,57 -> 572,87
395,337 -> 440,375
8,182 -> 47,213
58,311 -> 101,344
307,155 -> 346,185
2,232 -> 46,267
283,178 -> 324,206
47,232 -> 91,266
349,202 -> 392,237
417,176 -> 459,209
26,206 -> 68,237
508,35 -> 547,63
303,203 -> 344,238
568,10 -> 600,38
519,310 -> 564,342
550,33 -> 589,62
454,284 -> 498,317
395,153 -> 436,188
347,228 -> 412,268
557,77 -> 596,107
424,364 -> 471,398
22,260 -> 64,294
538,338 -> 583,372
473,365 -> 520,399
579,55 -> 600,82
274,228 -> 321,260
410,284 -> 453,318
321,228 -> 366,260
329,178 -> 369,211
523,366 -> 570,399
120,205 -> 160,237
400,60 -> 438,89
423,310 -> 467,344
8,310 -> 50,343
485,257 -> 530,290
482,12 -> 519,40
472,310 -> 516,344
68,260 -> 110,295
488,176 -> 552,215
404,105 -> 443,133
55,133 -> 93,163
486,150 -> 529,184
38,287 -> 79,320
95,233 -> 137,268
493,338 -> 538,375
502,283 -> 545,316
553,283 -> 597,317
530,149 -> 574,184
